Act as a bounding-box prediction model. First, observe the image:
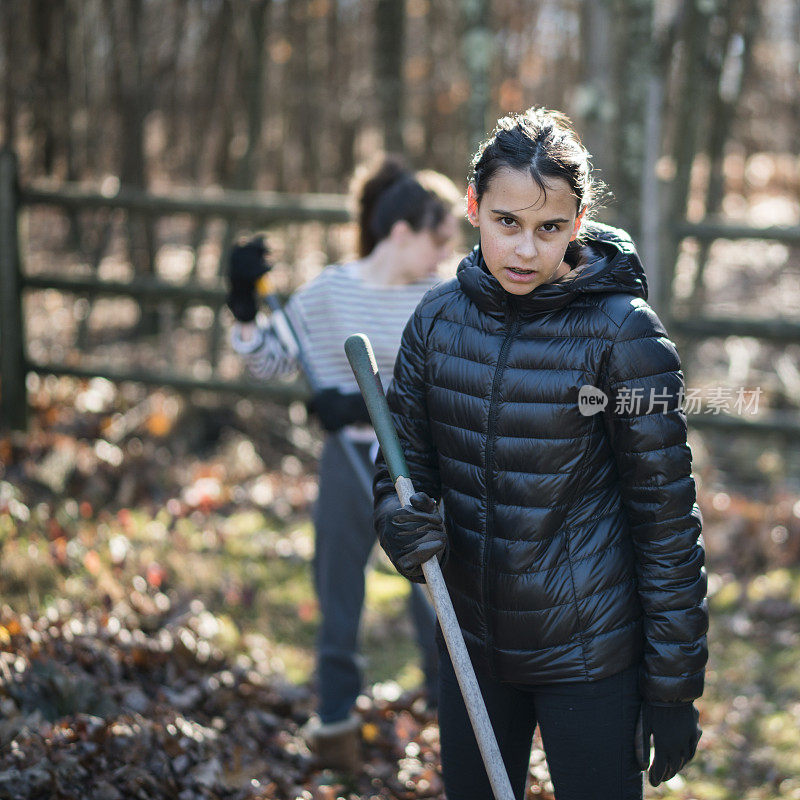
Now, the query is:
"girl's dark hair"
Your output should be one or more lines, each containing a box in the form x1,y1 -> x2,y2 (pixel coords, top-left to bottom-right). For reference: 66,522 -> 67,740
354,155 -> 452,257
470,107 -> 603,215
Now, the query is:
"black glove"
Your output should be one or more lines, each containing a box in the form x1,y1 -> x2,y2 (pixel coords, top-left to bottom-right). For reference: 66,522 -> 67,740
307,389 -> 371,432
375,492 -> 447,583
638,702 -> 701,786
227,236 -> 271,322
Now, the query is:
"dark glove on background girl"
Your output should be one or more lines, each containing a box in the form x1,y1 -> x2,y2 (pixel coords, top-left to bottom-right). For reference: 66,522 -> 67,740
307,388 -> 371,432
227,236 -> 270,322
374,492 -> 447,583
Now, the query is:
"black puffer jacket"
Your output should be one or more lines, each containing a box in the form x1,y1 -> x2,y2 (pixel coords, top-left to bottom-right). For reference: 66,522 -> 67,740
375,223 -> 708,705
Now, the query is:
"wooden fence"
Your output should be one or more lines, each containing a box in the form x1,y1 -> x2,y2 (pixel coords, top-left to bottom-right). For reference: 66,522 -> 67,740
1,147 -> 799,437
0,149 -> 351,430
667,221 -> 800,438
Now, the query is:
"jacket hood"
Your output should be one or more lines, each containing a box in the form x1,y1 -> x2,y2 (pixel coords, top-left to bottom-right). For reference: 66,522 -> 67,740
456,221 -> 648,317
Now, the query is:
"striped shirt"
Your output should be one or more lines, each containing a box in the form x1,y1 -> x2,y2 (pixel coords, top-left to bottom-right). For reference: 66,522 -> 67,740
231,261 -> 439,394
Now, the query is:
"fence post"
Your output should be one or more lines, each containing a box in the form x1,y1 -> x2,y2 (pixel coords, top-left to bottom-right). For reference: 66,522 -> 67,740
0,149 -> 27,431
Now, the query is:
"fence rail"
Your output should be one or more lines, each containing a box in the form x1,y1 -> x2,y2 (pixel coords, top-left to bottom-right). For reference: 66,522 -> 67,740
669,316 -> 800,344
20,184 -> 352,224
675,220 -> 800,244
2,148 -> 799,438
685,410 -> 800,438
23,274 -> 229,305
26,362 -> 305,404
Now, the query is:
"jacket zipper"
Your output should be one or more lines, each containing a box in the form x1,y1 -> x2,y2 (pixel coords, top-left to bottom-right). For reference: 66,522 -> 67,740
482,303 -> 519,678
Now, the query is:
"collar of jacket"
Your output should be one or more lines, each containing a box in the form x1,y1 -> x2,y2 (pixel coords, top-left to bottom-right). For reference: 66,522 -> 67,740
456,221 -> 649,318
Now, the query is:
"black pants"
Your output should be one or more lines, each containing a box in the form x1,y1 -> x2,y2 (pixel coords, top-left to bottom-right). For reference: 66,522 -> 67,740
438,641 -> 644,800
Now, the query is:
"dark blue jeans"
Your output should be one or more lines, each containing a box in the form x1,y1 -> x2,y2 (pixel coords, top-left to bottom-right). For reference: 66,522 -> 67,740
438,639 -> 644,800
313,436 -> 438,723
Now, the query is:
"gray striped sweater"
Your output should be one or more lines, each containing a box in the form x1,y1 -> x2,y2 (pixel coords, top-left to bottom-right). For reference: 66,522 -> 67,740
231,261 -> 439,394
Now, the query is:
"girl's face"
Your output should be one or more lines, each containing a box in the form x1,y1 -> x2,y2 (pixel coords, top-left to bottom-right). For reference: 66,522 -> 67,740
467,168 -> 584,296
397,214 -> 458,281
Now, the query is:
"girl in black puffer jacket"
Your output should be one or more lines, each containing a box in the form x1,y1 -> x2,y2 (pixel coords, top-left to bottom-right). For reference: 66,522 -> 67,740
373,108 -> 707,800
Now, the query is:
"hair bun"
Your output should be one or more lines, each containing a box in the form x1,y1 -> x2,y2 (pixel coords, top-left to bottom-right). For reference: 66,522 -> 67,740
354,155 -> 411,256
350,155 -> 458,257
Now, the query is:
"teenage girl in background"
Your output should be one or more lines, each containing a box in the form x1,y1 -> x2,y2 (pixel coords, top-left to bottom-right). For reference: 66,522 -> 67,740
227,157 -> 460,770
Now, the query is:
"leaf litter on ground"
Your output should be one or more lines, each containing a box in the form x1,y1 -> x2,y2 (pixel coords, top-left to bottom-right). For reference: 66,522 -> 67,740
2,375 -> 800,798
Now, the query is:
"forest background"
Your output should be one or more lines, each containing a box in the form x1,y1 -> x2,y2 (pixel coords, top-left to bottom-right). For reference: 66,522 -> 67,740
1,1 -> 799,799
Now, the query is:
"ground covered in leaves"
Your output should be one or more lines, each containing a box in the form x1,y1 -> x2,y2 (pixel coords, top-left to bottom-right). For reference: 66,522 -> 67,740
1,377 -> 800,799
0,599 -> 448,800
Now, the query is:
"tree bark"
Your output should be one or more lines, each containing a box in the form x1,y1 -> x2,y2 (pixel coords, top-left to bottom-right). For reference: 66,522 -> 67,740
687,0 -> 761,314
105,0 -> 160,339
1,0 -> 17,150
461,0 -> 492,154
375,0 -> 406,154
233,0 -> 271,191
577,0 -> 613,182
652,0 -> 714,317
607,0 -> 656,238
30,0 -> 62,175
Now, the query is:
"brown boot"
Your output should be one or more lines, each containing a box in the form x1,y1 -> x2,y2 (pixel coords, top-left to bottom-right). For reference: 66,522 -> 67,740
300,713 -> 361,772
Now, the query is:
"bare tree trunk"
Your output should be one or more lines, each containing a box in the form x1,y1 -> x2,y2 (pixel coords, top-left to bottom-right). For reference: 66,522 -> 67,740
687,0 -> 761,315
211,25 -> 240,191
233,0 -> 271,190
642,0 -> 713,320
638,4 -> 682,317
795,1 -> 800,147
578,0 -> 613,181
324,0 -> 347,188
607,0 -> 656,238
30,0 -> 61,175
199,0 -> 235,181
375,0 -> 406,154
162,0 -> 189,176
56,1 -> 86,255
71,0 -> 114,347
107,0 -> 148,192
280,0 -> 303,191
421,4 -> 440,169
184,0 -> 234,280
63,0 -> 84,184
298,1 -> 319,189
664,3 -> 714,233
77,0 -> 102,178
106,0 -> 160,335
462,0 -> 492,153
639,72 -> 665,314
1,0 -> 17,150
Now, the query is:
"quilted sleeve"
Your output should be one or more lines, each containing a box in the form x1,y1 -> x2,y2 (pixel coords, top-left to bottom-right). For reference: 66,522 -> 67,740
601,299 -> 708,705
